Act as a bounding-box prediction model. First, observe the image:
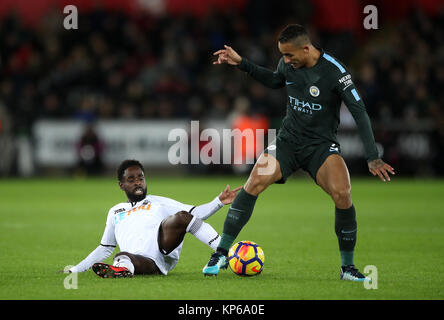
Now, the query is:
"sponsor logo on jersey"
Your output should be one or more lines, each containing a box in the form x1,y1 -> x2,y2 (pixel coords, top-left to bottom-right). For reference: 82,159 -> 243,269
309,86 -> 320,97
114,208 -> 126,214
289,95 -> 322,115
338,74 -> 353,90
114,203 -> 152,224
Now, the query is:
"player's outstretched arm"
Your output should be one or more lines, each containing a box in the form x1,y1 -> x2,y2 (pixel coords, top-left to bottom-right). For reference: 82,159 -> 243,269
189,185 -> 241,220
213,45 -> 285,89
64,245 -> 115,273
368,159 -> 395,182
213,45 -> 242,65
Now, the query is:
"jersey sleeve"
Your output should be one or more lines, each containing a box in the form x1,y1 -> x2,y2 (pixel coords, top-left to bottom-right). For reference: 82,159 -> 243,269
189,196 -> 224,220
69,245 -> 114,273
335,69 -> 379,162
237,57 -> 286,89
100,207 -> 118,247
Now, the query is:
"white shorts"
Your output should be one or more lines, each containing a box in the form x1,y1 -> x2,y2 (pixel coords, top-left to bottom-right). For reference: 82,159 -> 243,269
118,220 -> 183,275
141,222 -> 184,275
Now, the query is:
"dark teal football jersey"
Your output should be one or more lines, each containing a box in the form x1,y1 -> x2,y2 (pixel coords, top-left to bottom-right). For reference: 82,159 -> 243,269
237,49 -> 379,162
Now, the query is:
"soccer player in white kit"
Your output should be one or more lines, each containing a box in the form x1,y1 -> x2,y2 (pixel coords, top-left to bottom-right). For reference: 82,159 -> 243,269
68,159 -> 240,278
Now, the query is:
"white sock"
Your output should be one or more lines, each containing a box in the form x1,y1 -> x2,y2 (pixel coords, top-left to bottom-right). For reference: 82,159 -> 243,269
186,216 -> 221,251
113,255 -> 135,274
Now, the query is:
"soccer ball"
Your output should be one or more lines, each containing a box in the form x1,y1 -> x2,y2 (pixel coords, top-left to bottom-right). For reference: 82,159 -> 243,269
228,240 -> 265,276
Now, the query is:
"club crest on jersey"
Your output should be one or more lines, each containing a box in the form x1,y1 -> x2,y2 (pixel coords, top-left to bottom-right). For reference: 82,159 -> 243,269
309,86 -> 320,97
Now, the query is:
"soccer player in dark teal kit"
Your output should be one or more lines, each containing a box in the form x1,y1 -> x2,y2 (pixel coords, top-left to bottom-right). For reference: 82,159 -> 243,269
203,24 -> 395,281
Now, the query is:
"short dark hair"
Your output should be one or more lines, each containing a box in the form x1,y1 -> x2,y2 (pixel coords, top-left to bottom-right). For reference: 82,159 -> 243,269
117,159 -> 144,182
278,24 -> 310,45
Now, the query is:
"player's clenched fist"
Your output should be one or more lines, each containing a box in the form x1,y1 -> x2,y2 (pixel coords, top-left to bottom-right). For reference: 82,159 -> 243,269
213,45 -> 242,65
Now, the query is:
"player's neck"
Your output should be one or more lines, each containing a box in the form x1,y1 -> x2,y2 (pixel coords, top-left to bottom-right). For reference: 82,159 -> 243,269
305,46 -> 321,68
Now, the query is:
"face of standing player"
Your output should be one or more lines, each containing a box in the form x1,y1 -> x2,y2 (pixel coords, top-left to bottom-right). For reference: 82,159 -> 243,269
119,165 -> 147,203
278,40 -> 311,69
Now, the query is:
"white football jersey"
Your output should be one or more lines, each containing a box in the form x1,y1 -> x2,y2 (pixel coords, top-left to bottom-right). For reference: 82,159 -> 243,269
100,194 -> 193,274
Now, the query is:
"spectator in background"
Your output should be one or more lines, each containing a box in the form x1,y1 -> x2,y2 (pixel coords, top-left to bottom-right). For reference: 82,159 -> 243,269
1,3 -> 441,124
230,96 -> 269,174
0,2 -> 442,176
76,124 -> 104,176
429,102 -> 444,176
352,9 -> 443,175
0,103 -> 15,176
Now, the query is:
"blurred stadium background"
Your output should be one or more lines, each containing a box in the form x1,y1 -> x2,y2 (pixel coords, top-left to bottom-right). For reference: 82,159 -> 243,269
0,0 -> 443,178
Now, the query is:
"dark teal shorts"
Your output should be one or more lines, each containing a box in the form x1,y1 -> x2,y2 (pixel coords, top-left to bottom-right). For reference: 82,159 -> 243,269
263,135 -> 341,183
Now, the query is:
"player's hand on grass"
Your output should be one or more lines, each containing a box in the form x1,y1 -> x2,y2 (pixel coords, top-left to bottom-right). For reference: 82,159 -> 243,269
213,45 -> 242,65
368,158 -> 395,182
218,185 -> 242,205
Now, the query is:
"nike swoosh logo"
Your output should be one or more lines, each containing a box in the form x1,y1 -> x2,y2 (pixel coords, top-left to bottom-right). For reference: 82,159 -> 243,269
341,229 -> 357,234
285,81 -> 295,86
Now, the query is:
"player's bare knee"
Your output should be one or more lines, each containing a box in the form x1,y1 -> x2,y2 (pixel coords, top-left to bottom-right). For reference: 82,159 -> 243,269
331,186 -> 352,207
244,174 -> 267,196
173,210 -> 193,227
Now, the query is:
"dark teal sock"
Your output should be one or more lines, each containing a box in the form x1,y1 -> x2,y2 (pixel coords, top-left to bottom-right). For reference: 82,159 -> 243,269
335,205 -> 357,266
216,188 -> 257,255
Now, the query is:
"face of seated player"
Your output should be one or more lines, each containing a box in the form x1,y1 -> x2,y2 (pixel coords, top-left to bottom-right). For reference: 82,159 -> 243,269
278,41 -> 310,69
119,165 -> 147,203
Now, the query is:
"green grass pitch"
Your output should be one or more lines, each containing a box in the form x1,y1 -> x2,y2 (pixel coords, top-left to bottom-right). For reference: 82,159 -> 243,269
0,175 -> 443,300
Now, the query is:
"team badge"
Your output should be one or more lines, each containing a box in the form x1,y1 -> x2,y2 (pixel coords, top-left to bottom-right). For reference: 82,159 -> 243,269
309,86 -> 320,97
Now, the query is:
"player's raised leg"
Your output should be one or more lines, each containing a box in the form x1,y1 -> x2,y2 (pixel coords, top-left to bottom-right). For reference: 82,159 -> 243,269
159,211 -> 222,254
203,153 -> 282,276
316,154 -> 369,281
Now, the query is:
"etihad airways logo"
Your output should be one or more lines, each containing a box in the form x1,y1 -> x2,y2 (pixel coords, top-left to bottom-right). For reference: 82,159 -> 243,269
289,96 -> 322,115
